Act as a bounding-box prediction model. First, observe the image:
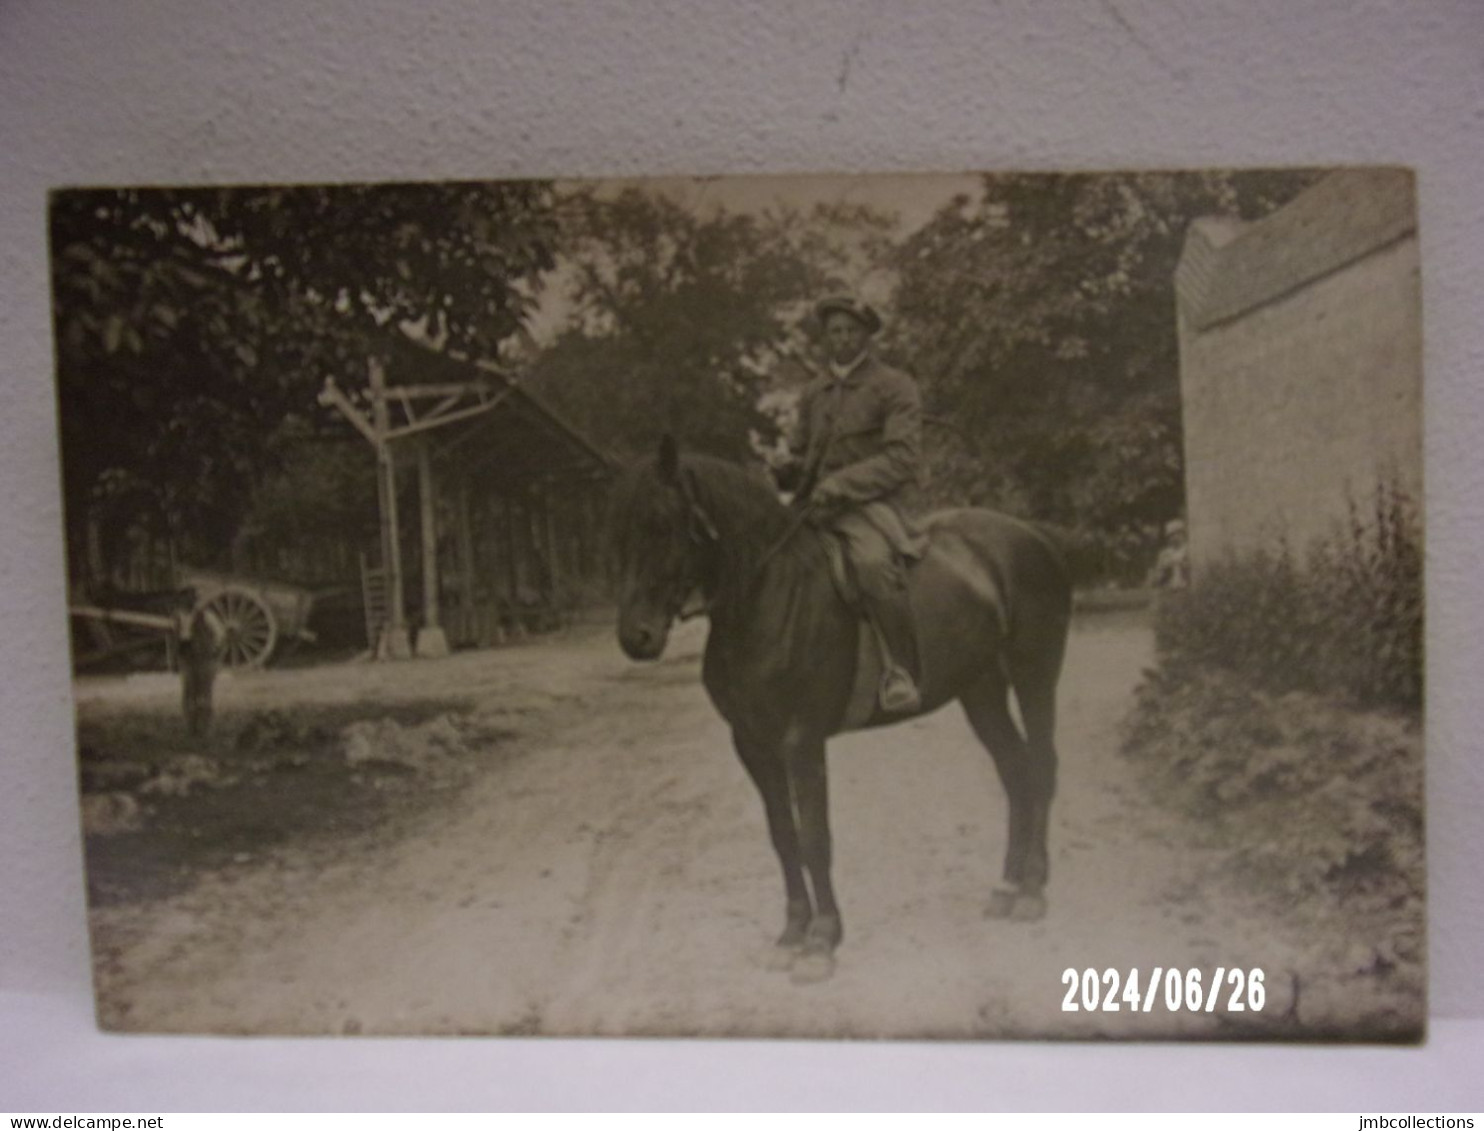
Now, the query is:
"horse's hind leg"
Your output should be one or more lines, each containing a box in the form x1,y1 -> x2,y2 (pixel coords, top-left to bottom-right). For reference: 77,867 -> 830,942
784,733 -> 843,984
960,672 -> 1050,921
1009,602 -> 1068,905
733,730 -> 812,964
1012,653 -> 1061,904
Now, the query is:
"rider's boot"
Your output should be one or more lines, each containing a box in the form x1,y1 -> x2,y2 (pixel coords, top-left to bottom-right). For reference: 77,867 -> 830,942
864,589 -> 922,714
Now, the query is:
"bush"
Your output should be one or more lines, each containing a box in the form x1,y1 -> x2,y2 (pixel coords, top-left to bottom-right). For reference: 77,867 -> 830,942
1123,667 -> 1423,883
1120,482 -> 1425,1036
1120,664 -> 1425,1036
1155,481 -> 1422,712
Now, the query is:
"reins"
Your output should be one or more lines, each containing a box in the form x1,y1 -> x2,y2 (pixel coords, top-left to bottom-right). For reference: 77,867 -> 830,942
751,505 -> 816,577
674,490 -> 817,623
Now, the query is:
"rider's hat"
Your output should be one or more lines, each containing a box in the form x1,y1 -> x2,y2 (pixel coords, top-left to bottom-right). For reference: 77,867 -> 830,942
814,293 -> 882,335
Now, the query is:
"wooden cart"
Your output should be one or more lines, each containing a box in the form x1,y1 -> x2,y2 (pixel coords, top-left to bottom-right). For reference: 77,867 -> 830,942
71,568 -> 318,672
176,567 -> 318,669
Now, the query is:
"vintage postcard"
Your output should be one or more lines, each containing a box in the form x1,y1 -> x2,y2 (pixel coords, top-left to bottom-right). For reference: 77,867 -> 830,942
54,168 -> 1422,1039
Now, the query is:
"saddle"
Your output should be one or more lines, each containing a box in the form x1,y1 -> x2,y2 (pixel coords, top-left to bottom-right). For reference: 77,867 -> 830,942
820,532 -> 865,610
820,531 -> 914,730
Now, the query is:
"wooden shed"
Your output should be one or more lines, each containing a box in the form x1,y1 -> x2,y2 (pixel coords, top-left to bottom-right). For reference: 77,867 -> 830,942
323,334 -> 615,658
426,368 -> 613,651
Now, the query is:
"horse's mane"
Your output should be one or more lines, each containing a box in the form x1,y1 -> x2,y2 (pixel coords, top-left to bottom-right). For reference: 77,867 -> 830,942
611,451 -> 822,607
681,455 -> 793,538
680,454 -> 825,611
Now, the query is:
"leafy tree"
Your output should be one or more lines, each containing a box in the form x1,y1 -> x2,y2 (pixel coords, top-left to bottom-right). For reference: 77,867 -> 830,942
889,169 -> 1318,578
50,181 -> 558,586
526,187 -> 891,464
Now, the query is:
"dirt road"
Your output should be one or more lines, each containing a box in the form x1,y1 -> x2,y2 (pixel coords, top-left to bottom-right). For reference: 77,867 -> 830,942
89,610 -> 1315,1039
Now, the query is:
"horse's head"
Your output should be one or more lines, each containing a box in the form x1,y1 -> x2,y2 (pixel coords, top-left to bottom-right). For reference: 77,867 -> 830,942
610,435 -> 719,661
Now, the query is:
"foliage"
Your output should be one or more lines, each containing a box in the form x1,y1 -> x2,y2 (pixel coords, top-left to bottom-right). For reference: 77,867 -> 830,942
78,697 -> 497,910
1155,482 -> 1422,711
1121,481 -> 1425,1034
526,187 -> 894,464
889,170 -> 1319,572
1120,662 -> 1424,1034
223,430 -> 380,581
51,182 -> 558,585
524,171 -> 1327,581
1123,665 -> 1422,857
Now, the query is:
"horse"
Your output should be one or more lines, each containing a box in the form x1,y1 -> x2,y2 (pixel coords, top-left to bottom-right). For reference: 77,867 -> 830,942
610,436 -> 1072,983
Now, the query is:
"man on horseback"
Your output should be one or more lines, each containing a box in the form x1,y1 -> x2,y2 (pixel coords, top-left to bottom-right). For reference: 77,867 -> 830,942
783,293 -> 928,713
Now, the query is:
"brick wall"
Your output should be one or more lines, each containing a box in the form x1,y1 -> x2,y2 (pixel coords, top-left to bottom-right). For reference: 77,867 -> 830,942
1177,215 -> 1421,571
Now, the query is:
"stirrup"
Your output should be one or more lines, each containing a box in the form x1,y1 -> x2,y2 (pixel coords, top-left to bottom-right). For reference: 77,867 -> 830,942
878,667 -> 921,713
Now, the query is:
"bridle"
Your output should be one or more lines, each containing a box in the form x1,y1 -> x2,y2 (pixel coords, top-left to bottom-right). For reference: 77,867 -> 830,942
671,469 -> 815,622
674,482 -> 720,622
669,467 -> 721,622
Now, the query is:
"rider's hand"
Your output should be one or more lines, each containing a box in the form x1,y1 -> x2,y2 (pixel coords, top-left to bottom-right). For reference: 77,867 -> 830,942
811,478 -> 847,509
803,503 -> 833,529
804,485 -> 844,527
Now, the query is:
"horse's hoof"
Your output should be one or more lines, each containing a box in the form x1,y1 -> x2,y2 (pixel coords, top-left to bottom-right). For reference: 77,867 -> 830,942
789,949 -> 836,985
985,888 -> 1018,919
765,944 -> 800,973
1010,892 -> 1047,922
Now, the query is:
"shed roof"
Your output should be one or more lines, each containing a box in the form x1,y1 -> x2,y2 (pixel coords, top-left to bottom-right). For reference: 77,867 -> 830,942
430,383 -> 615,492
382,334 -> 615,492
1176,168 -> 1417,331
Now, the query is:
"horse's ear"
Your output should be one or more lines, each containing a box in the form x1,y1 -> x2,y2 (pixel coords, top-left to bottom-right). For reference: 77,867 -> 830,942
657,434 -> 679,483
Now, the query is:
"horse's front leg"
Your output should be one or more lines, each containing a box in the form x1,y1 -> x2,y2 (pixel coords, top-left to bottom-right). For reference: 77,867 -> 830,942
785,732 -> 843,984
733,729 -> 812,966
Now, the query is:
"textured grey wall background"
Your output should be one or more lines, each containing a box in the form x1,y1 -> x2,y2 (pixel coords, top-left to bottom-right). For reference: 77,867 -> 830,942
3,0 -> 1481,1110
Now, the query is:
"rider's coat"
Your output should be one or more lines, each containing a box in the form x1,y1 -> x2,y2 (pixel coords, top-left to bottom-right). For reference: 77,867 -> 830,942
791,352 -> 927,559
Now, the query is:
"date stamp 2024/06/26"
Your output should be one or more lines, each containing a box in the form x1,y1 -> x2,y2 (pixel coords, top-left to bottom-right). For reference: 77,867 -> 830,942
1061,968 -> 1268,1015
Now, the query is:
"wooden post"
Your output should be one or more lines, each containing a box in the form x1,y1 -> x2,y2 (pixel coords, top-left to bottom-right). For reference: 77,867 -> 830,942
371,357 -> 411,659
581,485 -> 602,590
542,485 -> 561,590
539,484 -> 562,628
575,488 -> 591,589
415,438 -> 449,657
483,496 -> 504,646
454,479 -> 476,647
504,495 -> 524,639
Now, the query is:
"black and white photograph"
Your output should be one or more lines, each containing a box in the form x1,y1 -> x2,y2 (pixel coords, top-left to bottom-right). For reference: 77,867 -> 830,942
7,0 -> 1484,1113
53,168 -> 1423,1041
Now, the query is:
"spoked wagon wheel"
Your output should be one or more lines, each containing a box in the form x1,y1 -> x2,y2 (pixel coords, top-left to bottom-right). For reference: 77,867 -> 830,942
196,586 -> 279,669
